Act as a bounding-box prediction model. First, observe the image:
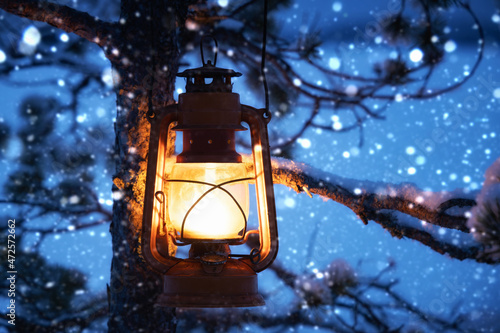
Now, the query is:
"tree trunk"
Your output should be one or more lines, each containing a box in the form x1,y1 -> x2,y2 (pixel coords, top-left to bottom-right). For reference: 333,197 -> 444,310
108,1 -> 181,331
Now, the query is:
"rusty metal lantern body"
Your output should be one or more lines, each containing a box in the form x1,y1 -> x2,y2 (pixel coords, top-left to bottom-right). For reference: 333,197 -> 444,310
142,52 -> 278,307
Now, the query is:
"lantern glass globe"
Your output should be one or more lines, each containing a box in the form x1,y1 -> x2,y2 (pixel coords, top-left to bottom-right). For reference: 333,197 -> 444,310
168,162 -> 249,241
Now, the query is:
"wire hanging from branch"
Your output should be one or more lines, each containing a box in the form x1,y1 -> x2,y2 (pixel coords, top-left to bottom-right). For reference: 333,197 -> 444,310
261,0 -> 270,117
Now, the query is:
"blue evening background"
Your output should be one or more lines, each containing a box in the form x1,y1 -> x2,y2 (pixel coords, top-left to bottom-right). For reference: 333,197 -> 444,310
1,0 -> 499,332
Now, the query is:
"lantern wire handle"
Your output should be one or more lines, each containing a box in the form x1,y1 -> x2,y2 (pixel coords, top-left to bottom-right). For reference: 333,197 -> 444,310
200,35 -> 218,67
261,0 -> 270,118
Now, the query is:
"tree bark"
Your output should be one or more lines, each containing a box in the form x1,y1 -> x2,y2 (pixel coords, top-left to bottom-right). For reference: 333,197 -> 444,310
0,0 -> 185,330
107,1 -> 182,331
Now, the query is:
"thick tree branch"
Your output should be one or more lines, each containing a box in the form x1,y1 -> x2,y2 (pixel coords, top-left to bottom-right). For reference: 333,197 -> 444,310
269,158 -> 471,230
0,0 -> 117,47
264,158 -> 494,263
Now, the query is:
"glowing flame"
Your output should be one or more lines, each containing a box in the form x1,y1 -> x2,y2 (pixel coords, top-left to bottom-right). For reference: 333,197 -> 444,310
168,163 -> 249,241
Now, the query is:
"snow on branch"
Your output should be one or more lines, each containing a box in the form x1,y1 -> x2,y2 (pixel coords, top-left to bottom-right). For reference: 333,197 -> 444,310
264,157 -> 498,264
467,158 -> 500,262
0,0 -> 116,47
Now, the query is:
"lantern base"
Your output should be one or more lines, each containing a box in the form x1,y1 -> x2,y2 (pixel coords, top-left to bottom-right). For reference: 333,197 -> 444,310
156,258 -> 264,308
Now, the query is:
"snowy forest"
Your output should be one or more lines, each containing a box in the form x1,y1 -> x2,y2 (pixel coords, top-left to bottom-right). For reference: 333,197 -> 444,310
0,0 -> 500,332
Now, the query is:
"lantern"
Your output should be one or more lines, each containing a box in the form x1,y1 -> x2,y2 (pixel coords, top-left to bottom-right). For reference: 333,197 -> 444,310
141,40 -> 278,307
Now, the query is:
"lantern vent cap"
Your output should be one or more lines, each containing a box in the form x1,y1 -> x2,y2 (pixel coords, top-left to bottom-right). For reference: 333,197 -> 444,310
177,62 -> 242,79
177,36 -> 242,93
176,62 -> 242,93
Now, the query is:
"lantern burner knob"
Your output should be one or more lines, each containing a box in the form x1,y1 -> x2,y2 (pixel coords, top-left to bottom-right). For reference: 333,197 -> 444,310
189,243 -> 230,273
200,254 -> 228,274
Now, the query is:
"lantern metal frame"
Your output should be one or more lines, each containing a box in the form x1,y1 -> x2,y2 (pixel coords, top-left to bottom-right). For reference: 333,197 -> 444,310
141,44 -> 278,307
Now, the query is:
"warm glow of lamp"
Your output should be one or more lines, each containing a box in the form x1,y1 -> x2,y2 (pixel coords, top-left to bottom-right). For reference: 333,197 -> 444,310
142,38 -> 278,308
168,162 -> 249,241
